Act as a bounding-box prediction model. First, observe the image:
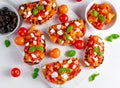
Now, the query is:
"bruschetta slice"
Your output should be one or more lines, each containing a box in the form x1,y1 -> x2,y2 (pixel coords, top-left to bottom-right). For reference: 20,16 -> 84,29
84,35 -> 104,68
48,19 -> 86,45
24,25 -> 46,65
18,0 -> 57,24
42,58 -> 81,84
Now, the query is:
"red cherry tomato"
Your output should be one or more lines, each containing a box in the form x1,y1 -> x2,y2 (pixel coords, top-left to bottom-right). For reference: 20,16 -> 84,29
59,14 -> 68,23
18,27 -> 28,36
74,40 -> 84,49
11,67 -> 21,77
76,0 -> 82,2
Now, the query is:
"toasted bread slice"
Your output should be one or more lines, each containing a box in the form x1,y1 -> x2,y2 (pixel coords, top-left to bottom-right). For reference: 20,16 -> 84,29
24,25 -> 46,65
84,35 -> 104,68
42,58 -> 81,84
18,0 -> 57,24
48,19 -> 86,45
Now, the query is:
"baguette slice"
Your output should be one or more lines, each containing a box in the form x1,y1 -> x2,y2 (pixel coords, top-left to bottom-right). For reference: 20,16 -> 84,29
42,58 -> 81,84
84,35 -> 104,68
18,0 -> 57,24
48,19 -> 86,45
24,25 -> 46,65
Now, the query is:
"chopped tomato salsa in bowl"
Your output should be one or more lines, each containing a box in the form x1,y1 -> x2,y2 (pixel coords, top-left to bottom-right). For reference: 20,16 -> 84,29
85,0 -> 117,30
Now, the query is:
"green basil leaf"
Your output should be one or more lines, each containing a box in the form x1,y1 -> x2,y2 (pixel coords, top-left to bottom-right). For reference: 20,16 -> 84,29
92,10 -> 98,17
67,50 -> 76,57
65,33 -> 70,40
29,46 -> 36,52
67,25 -> 73,33
32,73 -> 38,79
94,47 -> 99,53
89,73 -> 100,82
98,52 -> 103,56
32,8 -> 38,16
99,16 -> 106,22
111,34 -> 120,39
34,68 -> 39,73
36,46 -> 44,51
106,36 -> 113,42
58,68 -> 66,74
4,39 -> 10,47
66,68 -> 73,73
37,5 -> 44,10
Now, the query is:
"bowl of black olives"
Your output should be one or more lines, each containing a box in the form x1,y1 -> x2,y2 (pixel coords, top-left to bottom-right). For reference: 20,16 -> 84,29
0,3 -> 20,37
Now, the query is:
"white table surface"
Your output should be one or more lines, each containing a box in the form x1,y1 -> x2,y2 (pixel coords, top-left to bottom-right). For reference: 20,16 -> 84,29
0,0 -> 120,88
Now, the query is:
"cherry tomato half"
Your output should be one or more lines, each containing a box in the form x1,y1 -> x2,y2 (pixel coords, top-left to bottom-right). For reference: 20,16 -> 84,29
14,36 -> 25,45
59,4 -> 68,14
50,48 -> 61,58
11,67 -> 21,77
76,0 -> 82,2
59,14 -> 68,23
74,40 -> 84,49
18,27 -> 28,36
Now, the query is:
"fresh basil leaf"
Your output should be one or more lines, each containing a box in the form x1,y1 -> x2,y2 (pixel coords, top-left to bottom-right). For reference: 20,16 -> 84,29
99,16 -> 106,22
92,10 -> 98,17
65,32 -> 70,40
58,68 -> 66,74
37,5 -> 44,10
4,39 -> 10,47
98,51 -> 103,56
36,46 -> 44,51
29,46 -> 36,52
32,73 -> 38,79
34,68 -> 39,73
106,36 -> 113,42
67,50 -> 76,57
67,25 -> 73,33
89,73 -> 100,82
66,68 -> 73,73
94,47 -> 99,53
111,34 -> 120,39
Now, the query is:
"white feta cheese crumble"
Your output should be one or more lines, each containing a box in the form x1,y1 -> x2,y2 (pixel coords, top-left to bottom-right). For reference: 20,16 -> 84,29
41,40 -> 44,44
74,21 -> 81,26
69,36 -> 73,41
33,40 -> 37,45
26,11 -> 32,18
20,6 -> 24,10
30,33 -> 35,38
38,16 -> 42,20
50,28 -> 55,34
63,64 -> 68,68
61,73 -> 68,80
59,60 -> 63,63
42,1 -> 47,5
23,12 -> 27,15
93,57 -> 98,61
84,61 -> 90,66
75,28 -> 80,32
61,40 -> 64,45
52,3 -> 56,8
57,25 -> 61,29
45,11 -> 49,15
51,72 -> 58,78
57,30 -> 63,35
67,59 -> 72,64
41,35 -> 45,40
31,54 -> 37,58
65,22 -> 69,26
25,42 -> 29,46
98,38 -> 103,43
72,65 -> 76,69
34,37 -> 37,40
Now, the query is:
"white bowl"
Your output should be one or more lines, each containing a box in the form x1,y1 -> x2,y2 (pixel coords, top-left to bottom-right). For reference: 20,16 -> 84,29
0,2 -> 20,37
85,0 -> 117,30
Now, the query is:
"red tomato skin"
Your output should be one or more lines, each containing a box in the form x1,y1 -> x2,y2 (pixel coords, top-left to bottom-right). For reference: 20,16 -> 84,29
59,14 -> 69,23
18,27 -> 28,36
11,67 -> 21,77
74,40 -> 84,49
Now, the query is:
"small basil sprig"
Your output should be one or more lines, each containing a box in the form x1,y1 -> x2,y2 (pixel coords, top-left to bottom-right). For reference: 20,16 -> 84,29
32,68 -> 39,79
4,39 -> 11,47
92,10 -> 106,22
94,47 -> 102,56
66,25 -> 73,33
66,50 -> 76,57
89,73 -> 100,82
106,34 -> 120,42
58,68 -> 73,74
29,46 -> 44,52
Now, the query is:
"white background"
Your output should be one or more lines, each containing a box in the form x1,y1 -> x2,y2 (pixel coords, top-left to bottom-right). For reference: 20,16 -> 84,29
0,0 -> 120,88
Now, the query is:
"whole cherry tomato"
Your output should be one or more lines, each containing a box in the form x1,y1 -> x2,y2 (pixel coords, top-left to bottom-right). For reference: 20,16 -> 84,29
18,27 -> 28,36
11,67 -> 21,77
59,4 -> 68,14
14,36 -> 25,45
59,14 -> 68,23
74,40 -> 84,49
50,48 -> 61,58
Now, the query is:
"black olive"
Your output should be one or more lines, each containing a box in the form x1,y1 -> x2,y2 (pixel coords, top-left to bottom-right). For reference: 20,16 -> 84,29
9,11 -> 16,17
0,27 -> 5,34
0,22 -> 3,28
5,16 -> 11,22
2,7 -> 9,11
0,16 -> 4,22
